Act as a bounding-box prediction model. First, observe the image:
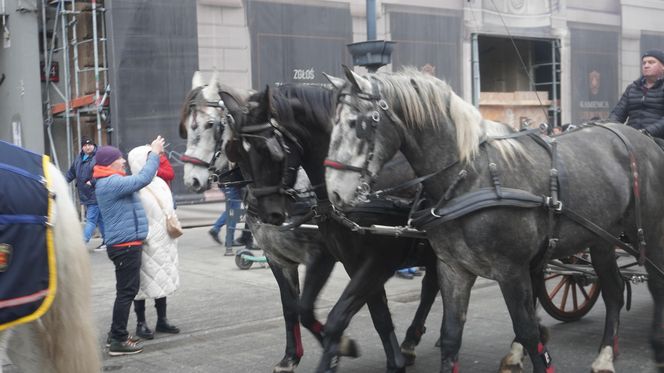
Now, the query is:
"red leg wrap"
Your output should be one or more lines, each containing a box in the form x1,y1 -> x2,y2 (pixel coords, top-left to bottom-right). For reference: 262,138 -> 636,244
311,321 -> 324,334
294,324 -> 303,358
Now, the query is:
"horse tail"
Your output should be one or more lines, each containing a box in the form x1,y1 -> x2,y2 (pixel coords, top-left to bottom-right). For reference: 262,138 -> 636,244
40,165 -> 101,372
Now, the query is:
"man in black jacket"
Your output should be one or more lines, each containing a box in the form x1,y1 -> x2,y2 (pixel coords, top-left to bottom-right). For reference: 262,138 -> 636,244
66,137 -> 105,247
609,49 -> 664,138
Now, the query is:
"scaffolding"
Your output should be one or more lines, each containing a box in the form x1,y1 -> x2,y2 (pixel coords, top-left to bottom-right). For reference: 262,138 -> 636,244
40,0 -> 109,169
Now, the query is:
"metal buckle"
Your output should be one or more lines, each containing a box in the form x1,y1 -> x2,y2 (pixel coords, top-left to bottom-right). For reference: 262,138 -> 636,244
371,111 -> 380,122
355,182 -> 371,203
545,197 -> 563,212
378,99 -> 388,110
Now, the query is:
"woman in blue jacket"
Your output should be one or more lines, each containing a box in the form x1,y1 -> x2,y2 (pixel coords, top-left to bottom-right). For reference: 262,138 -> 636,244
93,136 -> 164,356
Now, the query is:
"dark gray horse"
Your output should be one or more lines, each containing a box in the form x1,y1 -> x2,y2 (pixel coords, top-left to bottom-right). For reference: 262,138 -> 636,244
324,67 -> 664,373
179,72 -> 358,373
221,83 -> 440,373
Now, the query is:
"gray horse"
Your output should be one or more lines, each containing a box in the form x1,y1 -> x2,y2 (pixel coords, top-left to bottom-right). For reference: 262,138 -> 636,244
324,67 -> 664,373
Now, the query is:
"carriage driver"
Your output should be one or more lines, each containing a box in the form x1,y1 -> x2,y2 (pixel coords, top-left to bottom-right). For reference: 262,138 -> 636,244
609,49 -> 664,138
93,136 -> 165,356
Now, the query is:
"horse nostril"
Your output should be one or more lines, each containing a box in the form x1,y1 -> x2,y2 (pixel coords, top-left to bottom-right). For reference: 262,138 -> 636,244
192,178 -> 201,189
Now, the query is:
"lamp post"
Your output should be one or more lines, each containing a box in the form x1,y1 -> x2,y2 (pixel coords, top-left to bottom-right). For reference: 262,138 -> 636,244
346,0 -> 395,73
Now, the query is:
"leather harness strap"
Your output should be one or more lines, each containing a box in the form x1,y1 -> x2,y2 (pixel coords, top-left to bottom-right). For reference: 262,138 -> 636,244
409,126 -> 664,277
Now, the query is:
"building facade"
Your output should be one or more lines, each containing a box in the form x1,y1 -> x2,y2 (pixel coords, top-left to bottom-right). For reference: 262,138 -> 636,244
196,0 -> 664,128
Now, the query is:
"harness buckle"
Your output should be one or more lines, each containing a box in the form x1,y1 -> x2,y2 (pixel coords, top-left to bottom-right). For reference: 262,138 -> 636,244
544,197 -> 563,212
371,111 -> 380,122
378,100 -> 389,111
355,182 -> 371,203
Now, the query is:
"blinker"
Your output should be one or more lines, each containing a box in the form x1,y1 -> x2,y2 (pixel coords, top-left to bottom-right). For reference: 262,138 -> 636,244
265,136 -> 285,161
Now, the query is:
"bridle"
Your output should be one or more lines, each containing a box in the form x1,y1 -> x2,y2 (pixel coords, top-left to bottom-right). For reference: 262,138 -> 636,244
226,111 -> 305,199
324,78 -> 404,201
179,87 -> 233,180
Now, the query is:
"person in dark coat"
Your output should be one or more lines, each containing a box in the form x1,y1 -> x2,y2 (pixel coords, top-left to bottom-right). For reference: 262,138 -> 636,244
66,137 -> 105,246
609,49 -> 664,138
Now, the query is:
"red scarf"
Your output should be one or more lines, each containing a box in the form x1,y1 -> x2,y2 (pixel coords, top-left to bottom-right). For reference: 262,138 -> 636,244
93,165 -> 126,179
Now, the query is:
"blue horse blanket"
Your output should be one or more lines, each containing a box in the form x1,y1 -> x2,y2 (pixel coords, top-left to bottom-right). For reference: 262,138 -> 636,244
0,140 -> 56,330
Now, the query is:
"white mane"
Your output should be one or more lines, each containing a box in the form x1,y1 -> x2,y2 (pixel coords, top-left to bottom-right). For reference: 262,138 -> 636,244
370,68 -> 528,165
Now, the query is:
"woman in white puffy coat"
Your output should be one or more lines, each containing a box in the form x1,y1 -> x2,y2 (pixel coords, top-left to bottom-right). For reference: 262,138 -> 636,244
128,145 -> 180,339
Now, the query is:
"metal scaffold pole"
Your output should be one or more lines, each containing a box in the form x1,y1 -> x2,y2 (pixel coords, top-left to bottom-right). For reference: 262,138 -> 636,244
41,0 -> 109,170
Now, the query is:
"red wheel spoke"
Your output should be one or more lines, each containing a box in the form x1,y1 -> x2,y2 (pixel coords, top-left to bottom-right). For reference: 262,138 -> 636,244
560,281 -> 571,311
572,281 -> 579,310
549,277 -> 567,299
578,284 -> 591,301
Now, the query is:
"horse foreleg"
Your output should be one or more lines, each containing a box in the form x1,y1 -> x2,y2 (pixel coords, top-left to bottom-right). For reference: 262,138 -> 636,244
589,245 -> 624,373
299,251 -> 360,358
437,260 -> 476,373
316,259 -> 398,373
401,259 -> 439,366
366,288 -> 408,373
268,261 -> 303,373
499,270 -> 553,373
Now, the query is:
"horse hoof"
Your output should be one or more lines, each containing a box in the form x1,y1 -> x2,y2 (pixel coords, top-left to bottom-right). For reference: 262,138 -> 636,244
400,347 -> 416,367
273,356 -> 299,373
339,336 -> 360,358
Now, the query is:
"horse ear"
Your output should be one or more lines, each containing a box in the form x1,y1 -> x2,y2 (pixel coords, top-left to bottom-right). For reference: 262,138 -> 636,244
323,72 -> 346,90
192,71 -> 205,88
343,65 -> 371,93
209,70 -> 221,88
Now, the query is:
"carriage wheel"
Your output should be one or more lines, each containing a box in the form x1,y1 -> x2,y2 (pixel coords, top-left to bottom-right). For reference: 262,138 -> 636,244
537,254 -> 601,322
235,250 -> 253,270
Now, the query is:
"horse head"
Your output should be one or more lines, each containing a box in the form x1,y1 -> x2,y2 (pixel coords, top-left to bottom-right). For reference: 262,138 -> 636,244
179,71 -> 250,193
223,86 -> 306,225
325,67 -> 405,209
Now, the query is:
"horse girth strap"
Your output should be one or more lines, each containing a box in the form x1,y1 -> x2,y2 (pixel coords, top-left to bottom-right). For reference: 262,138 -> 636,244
593,123 -> 647,265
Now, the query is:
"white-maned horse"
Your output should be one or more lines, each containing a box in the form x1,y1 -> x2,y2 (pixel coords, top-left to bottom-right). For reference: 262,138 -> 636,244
0,143 -> 100,373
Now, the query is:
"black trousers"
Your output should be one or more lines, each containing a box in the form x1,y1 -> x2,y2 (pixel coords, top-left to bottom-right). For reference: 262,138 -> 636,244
107,245 -> 142,341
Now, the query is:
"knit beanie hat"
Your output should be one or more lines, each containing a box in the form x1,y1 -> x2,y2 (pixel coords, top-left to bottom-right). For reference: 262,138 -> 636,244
95,146 -> 123,166
643,49 -> 664,64
81,137 -> 95,146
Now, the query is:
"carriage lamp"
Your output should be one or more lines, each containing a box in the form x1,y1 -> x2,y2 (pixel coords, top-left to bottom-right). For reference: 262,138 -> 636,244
346,40 -> 396,73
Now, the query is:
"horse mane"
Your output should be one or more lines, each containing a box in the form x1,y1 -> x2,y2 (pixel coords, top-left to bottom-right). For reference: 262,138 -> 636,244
370,68 -> 527,165
178,86 -> 203,139
267,84 -> 337,144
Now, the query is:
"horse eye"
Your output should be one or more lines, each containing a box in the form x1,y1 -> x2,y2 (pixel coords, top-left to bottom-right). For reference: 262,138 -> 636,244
205,120 -> 214,129
348,119 -> 356,128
